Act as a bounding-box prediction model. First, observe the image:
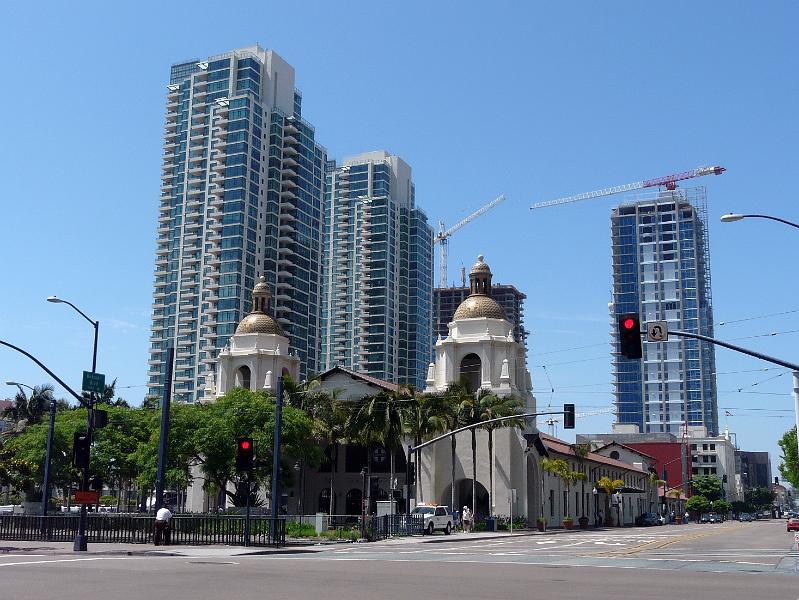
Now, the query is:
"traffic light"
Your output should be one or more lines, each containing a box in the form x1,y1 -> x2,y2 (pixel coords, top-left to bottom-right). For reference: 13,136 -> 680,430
618,314 -> 642,359
563,404 -> 575,429
407,464 -> 416,486
73,431 -> 90,470
236,438 -> 254,471
92,408 -> 108,429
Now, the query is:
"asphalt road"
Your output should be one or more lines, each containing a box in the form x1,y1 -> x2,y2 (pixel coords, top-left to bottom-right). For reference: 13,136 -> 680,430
2,520 -> 798,600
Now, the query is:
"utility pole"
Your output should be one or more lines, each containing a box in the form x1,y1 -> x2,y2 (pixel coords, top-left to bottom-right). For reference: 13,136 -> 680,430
154,347 -> 174,512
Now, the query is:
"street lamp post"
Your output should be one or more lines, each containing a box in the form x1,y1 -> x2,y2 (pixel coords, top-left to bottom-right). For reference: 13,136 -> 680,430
719,213 -> 799,471
47,296 -> 99,552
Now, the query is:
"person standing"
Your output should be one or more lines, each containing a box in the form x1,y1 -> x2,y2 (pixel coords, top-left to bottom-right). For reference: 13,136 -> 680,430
462,506 -> 472,533
154,504 -> 173,546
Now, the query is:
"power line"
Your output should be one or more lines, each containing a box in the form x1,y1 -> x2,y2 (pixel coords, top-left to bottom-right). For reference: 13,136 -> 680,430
529,342 -> 606,357
720,406 -> 794,412
728,329 -> 799,341
718,308 -> 799,326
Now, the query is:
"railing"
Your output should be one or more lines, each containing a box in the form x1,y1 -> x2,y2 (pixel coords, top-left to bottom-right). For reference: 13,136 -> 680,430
366,514 -> 425,541
0,513 -> 285,547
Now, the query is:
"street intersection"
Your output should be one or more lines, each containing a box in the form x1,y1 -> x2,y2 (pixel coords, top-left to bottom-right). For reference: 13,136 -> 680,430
2,520 -> 799,600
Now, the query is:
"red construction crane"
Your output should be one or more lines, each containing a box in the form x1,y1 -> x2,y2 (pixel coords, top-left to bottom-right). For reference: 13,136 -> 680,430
530,166 -> 726,211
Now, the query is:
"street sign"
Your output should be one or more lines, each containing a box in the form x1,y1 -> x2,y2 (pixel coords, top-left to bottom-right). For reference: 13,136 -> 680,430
794,532 -> 799,545
82,371 -> 105,394
647,321 -> 668,342
74,490 -> 101,504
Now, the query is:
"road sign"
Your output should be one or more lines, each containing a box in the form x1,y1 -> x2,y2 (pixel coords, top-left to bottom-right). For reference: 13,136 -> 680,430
74,490 -> 101,504
647,321 -> 668,342
794,532 -> 799,545
82,371 -> 105,394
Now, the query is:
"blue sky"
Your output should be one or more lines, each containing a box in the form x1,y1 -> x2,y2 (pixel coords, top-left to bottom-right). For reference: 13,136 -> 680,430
1,1 -> 797,475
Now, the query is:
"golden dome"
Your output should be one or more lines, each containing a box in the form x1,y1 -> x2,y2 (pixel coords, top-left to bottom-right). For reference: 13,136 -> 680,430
470,254 -> 492,275
453,295 -> 506,320
235,313 -> 284,335
234,275 -> 284,335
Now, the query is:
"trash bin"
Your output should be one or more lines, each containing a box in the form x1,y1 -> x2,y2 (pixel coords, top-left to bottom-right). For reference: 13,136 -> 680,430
485,517 -> 497,532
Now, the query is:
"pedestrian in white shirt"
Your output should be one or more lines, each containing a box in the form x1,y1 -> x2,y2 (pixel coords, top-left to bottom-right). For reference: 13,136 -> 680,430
462,506 -> 472,533
154,505 -> 173,546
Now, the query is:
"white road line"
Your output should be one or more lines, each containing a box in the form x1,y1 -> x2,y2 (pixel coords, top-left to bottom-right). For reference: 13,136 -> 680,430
0,557 -> 137,568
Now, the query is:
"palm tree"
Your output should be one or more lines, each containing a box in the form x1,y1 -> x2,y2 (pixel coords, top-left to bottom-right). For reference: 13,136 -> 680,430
440,381 -> 474,511
403,393 -> 446,503
457,387 -> 492,518
347,386 -> 407,507
2,384 -> 54,426
312,389 -> 347,514
479,394 -> 523,515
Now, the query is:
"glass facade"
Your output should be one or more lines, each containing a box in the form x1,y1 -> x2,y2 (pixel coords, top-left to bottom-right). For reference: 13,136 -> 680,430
149,46 -> 326,403
610,188 -> 718,435
320,152 -> 433,388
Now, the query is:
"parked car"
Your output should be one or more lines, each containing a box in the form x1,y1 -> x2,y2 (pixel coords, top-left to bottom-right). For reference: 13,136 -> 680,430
699,513 -> 710,523
787,517 -> 799,532
739,513 -> 752,522
635,513 -> 663,527
412,504 -> 454,535
707,512 -> 721,524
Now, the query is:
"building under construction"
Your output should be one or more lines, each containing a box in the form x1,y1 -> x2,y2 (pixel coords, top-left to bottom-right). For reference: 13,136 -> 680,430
433,283 -> 529,354
610,186 -> 719,436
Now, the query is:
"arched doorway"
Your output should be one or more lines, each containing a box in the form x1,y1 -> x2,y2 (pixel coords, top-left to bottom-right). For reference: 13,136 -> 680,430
440,479 -> 489,519
460,353 -> 481,393
319,488 -> 333,514
345,488 -> 362,515
235,365 -> 251,389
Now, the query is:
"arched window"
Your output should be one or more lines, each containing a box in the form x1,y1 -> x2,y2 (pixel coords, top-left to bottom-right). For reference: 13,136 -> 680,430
610,450 -> 620,460
345,489 -> 362,515
460,353 -> 481,393
319,488 -> 332,514
235,366 -> 251,390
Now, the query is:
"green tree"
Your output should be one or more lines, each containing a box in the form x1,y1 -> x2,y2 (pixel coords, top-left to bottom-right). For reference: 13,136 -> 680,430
713,498 -> 732,514
778,427 -> 799,488
425,390 -> 461,510
746,486 -> 776,510
458,388 -> 494,516
685,494 -> 710,515
542,458 -> 586,520
691,475 -> 722,502
192,387 -> 318,507
595,476 -> 624,526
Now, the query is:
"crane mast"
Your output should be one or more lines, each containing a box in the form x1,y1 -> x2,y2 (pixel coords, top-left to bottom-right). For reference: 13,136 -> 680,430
530,166 -> 725,211
435,194 -> 505,288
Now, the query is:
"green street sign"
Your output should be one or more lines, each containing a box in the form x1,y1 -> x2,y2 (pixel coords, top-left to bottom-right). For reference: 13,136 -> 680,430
82,371 -> 105,394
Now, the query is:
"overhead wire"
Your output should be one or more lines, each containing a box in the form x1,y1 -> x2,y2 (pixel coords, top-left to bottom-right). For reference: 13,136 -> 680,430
718,308 -> 799,326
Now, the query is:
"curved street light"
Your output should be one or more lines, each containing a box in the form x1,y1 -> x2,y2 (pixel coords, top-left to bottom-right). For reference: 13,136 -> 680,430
720,213 -> 799,229
46,296 -> 99,552
719,211 -> 799,501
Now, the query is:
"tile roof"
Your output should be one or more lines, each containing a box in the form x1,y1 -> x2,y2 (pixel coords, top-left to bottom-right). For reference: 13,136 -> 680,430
538,433 -> 648,474
317,366 -> 399,392
595,441 -> 658,461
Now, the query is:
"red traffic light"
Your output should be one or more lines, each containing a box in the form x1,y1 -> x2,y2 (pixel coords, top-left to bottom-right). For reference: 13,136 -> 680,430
622,318 -> 635,330
240,440 -> 251,450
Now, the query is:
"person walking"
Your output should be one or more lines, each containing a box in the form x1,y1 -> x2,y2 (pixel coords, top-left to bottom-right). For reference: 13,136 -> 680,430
462,506 -> 472,533
154,504 -> 173,546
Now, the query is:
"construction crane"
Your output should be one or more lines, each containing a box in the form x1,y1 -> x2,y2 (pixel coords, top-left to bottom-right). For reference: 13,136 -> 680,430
545,406 -> 615,437
530,166 -> 725,211
435,194 -> 506,288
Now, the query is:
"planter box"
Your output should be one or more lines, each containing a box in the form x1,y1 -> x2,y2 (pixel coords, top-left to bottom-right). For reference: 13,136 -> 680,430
536,521 -> 547,532
578,517 -> 589,529
562,520 -> 573,530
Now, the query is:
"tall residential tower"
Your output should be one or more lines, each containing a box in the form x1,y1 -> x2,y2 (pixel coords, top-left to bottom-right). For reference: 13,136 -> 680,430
149,45 -> 326,402
320,151 -> 433,388
610,188 -> 718,435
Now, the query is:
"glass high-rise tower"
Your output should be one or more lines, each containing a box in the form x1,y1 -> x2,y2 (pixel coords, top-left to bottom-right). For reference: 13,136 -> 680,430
320,151 -> 433,388
610,187 -> 718,435
149,45 -> 326,402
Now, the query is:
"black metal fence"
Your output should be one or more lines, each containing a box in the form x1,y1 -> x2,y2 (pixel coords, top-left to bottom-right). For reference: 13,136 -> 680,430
0,513 -> 286,547
366,514 -> 424,541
